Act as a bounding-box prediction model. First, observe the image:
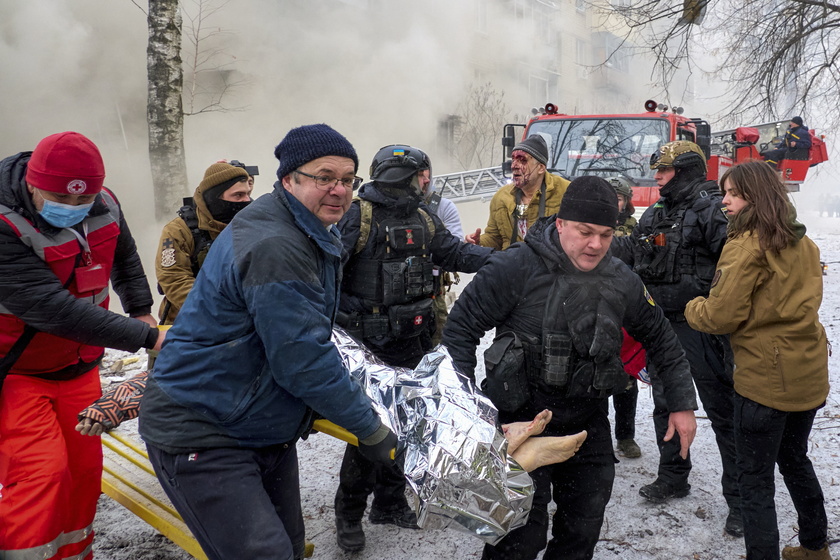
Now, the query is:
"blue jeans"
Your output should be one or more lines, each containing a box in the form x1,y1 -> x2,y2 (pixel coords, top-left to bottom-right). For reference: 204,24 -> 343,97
734,394 -> 828,560
147,443 -> 305,560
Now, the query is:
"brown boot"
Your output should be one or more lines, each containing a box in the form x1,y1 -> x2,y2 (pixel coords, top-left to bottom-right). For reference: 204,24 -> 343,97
781,544 -> 832,560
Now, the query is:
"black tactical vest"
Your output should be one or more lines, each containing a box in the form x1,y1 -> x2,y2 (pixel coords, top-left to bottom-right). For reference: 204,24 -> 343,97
344,201 -> 437,340
634,191 -> 718,286
522,268 -> 630,399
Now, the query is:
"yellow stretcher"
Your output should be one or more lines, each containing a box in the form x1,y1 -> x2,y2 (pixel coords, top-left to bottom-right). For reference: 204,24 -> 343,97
101,419 -> 355,559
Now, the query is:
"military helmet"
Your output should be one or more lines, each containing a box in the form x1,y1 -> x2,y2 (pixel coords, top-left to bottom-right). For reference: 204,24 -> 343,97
649,140 -> 706,171
369,145 -> 431,184
606,176 -> 633,199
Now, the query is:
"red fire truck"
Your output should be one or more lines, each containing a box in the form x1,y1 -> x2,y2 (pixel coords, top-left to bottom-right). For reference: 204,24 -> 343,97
500,100 -> 829,208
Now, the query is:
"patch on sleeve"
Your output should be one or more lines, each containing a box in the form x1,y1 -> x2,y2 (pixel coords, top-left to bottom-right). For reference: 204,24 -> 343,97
643,286 -> 656,306
711,269 -> 722,289
160,238 -> 176,268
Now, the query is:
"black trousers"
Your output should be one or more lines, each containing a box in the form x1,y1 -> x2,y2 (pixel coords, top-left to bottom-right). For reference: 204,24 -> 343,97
612,375 -> 638,440
333,339 -> 423,521
761,147 -> 809,164
734,394 -> 828,560
482,411 -> 615,560
649,321 -> 740,511
334,443 -> 409,521
147,443 -> 305,560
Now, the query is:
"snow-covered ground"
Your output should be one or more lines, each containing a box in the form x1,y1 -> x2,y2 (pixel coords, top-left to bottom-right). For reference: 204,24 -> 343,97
92,212 -> 840,560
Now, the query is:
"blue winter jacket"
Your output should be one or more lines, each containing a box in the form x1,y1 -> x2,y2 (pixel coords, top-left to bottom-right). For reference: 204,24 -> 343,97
139,184 -> 381,452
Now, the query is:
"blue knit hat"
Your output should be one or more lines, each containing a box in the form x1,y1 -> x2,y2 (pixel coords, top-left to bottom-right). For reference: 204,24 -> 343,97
274,124 -> 358,181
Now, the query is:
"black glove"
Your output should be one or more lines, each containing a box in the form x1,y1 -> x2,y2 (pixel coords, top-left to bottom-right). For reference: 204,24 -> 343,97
590,300 -> 623,364
358,422 -> 399,467
564,285 -> 598,357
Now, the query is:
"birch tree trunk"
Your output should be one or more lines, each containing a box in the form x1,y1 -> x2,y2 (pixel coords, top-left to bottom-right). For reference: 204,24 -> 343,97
147,0 -> 188,221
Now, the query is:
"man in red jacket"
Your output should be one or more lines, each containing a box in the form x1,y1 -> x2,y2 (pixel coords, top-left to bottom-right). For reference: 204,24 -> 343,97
0,132 -> 164,559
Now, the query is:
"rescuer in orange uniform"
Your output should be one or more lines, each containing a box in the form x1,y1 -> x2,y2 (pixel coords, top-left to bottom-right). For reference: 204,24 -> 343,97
0,132 -> 164,559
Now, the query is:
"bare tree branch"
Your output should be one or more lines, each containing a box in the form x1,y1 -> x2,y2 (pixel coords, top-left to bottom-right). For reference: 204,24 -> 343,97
592,0 -> 840,127
130,0 -> 147,16
180,0 -> 248,116
452,83 -> 513,170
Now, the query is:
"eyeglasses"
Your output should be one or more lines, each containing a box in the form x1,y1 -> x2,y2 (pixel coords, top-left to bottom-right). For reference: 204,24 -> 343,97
294,169 -> 363,191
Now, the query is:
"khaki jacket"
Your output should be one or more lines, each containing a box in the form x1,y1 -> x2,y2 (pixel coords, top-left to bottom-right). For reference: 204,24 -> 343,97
155,185 -> 226,324
479,172 -> 570,250
685,231 -> 829,411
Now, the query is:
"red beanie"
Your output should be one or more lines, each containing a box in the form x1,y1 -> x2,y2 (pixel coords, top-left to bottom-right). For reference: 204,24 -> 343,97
25,132 -> 105,195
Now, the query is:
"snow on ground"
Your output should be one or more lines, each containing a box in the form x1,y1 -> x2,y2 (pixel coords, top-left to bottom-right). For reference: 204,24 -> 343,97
92,212 -> 840,560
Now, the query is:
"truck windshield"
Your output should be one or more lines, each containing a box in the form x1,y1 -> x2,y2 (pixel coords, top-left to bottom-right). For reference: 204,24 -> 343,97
528,118 -> 671,182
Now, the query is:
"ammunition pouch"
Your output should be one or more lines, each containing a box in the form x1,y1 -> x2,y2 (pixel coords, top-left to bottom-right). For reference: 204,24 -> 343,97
339,299 -> 433,341
338,312 -> 391,340
634,231 -> 681,284
381,258 -> 435,306
634,205 -> 688,284
348,256 -> 435,307
542,332 -> 574,388
482,331 -> 530,412
388,299 -> 434,339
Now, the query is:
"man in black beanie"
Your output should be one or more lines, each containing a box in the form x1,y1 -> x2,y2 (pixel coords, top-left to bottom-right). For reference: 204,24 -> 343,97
466,134 -> 570,250
443,176 -> 698,560
140,124 -> 396,560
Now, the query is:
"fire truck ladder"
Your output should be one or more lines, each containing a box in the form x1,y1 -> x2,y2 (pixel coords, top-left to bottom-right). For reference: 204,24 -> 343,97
432,166 -> 508,202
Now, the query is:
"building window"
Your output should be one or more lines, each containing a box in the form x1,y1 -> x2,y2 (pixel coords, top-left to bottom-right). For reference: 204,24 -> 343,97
576,39 -> 589,79
576,0 -> 587,13
529,75 -> 549,108
535,9 -> 552,44
594,32 -> 629,73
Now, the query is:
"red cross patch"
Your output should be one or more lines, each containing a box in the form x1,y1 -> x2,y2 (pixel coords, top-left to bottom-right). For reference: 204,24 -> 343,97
414,315 -> 423,325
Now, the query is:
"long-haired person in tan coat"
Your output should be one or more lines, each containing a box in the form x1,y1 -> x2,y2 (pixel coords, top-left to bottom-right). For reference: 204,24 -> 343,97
685,160 -> 832,560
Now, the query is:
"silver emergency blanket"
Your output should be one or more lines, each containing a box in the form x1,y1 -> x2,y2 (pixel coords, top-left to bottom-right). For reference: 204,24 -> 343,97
332,327 -> 533,545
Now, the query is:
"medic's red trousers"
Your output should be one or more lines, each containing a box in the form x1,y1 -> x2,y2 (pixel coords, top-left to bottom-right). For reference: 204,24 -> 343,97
0,368 -> 102,559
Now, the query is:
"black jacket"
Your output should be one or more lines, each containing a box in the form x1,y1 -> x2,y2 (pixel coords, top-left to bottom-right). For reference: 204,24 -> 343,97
612,177 -> 729,316
337,183 -> 492,366
0,152 -> 157,358
779,125 -> 812,150
442,216 -> 696,431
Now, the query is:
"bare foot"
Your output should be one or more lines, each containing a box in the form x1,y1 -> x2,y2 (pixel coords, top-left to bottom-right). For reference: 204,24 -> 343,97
511,430 -> 588,472
503,409 -> 553,454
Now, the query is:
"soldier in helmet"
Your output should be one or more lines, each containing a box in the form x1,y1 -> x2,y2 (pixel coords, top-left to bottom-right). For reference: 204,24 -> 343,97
607,176 -> 636,236
333,144 -> 493,552
612,140 -> 742,538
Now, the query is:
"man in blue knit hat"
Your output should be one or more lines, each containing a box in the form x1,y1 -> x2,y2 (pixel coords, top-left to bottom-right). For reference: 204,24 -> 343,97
139,124 -> 398,560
